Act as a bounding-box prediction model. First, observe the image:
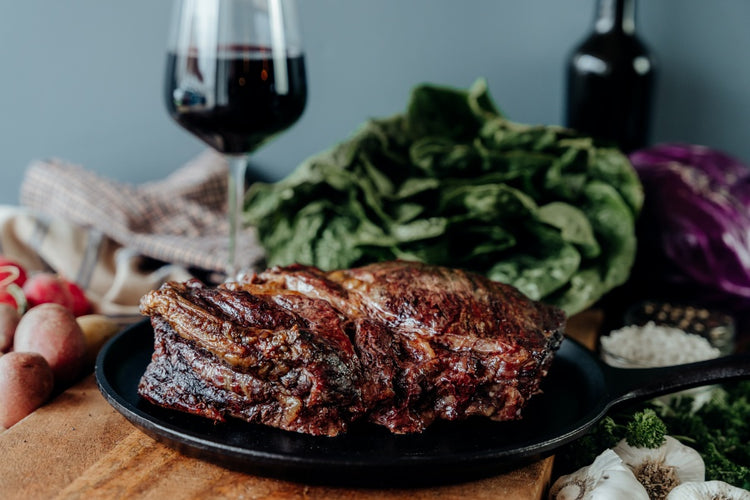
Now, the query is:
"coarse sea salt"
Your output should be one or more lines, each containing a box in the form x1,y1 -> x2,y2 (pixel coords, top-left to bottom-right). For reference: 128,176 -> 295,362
600,321 -> 721,368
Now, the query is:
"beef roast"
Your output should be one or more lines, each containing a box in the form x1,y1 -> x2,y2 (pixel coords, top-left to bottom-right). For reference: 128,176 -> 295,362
138,261 -> 566,436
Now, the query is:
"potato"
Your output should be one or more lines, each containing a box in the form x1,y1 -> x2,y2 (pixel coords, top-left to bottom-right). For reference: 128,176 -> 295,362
0,352 -> 54,428
0,303 -> 19,353
76,314 -> 120,368
14,303 -> 86,386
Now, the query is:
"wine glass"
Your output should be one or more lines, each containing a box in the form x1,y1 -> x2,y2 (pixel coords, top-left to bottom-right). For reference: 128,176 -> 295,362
165,0 -> 307,280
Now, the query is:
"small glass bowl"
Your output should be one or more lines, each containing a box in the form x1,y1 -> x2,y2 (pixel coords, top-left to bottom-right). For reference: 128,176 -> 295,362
600,301 -> 735,407
599,327 -> 720,407
599,327 -> 720,368
622,300 -> 735,356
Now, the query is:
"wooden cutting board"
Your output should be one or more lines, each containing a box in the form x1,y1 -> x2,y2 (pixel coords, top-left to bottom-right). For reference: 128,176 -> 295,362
0,311 -> 602,500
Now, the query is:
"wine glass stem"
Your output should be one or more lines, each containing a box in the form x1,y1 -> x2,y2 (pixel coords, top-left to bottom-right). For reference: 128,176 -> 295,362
226,154 -> 249,281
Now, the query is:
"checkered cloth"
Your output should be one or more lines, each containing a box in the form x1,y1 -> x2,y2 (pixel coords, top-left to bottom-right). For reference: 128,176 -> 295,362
2,150 -> 265,319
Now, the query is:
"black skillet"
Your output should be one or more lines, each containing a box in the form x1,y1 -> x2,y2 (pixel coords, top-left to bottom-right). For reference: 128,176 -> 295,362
95,319 -> 750,487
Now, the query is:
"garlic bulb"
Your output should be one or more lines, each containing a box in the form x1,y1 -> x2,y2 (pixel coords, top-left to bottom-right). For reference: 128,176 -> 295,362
613,435 -> 705,500
548,449 -> 649,500
666,480 -> 750,499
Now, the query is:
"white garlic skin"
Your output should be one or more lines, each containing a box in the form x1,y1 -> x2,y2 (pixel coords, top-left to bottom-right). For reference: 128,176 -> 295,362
613,435 -> 705,485
549,449 -> 649,500
666,480 -> 750,499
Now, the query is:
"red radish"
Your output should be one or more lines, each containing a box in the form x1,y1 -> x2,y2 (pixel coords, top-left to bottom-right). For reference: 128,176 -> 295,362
0,289 -> 19,309
64,280 -> 92,317
0,285 -> 26,314
0,303 -> 20,352
22,273 -> 73,310
0,257 -> 27,288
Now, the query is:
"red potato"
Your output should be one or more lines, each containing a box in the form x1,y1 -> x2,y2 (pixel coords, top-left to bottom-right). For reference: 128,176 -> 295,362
13,303 -> 87,386
0,352 -> 54,428
0,304 -> 20,352
76,314 -> 120,368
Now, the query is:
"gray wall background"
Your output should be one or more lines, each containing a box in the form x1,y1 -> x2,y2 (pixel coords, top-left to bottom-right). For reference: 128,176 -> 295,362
2,1 -> 749,204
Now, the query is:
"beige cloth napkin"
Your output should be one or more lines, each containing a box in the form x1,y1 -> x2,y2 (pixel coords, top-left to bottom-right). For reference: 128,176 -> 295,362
6,150 -> 265,320
0,206 -> 191,320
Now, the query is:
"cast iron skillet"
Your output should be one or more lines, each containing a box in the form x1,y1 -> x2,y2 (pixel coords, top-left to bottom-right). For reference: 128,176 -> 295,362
95,319 -> 750,487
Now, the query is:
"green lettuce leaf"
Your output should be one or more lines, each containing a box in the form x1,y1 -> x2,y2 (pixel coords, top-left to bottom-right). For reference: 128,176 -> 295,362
245,78 -> 642,315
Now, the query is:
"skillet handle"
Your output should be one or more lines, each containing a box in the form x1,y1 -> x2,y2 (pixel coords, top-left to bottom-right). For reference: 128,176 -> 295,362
603,352 -> 750,407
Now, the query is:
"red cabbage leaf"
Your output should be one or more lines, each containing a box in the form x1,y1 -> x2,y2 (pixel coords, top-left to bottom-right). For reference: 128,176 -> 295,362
629,144 -> 750,300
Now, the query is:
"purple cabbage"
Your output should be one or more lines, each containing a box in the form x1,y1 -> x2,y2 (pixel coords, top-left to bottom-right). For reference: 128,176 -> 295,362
629,143 -> 750,302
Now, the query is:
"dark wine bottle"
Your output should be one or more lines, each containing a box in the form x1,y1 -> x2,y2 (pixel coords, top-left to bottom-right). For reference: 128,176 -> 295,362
565,0 -> 655,152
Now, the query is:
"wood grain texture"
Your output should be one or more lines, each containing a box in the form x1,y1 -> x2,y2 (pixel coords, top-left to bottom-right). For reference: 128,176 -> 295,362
54,432 -> 553,500
0,311 -> 602,500
0,376 -> 132,499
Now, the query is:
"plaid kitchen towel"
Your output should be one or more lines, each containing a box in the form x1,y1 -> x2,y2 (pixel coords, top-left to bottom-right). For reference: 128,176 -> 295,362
0,205 -> 193,320
7,150 -> 265,318
19,150 -> 264,275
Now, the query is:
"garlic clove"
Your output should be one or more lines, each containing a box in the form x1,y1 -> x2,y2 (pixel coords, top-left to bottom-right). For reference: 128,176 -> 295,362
549,449 -> 649,500
665,480 -> 750,499
613,436 -> 705,499
657,437 -> 705,484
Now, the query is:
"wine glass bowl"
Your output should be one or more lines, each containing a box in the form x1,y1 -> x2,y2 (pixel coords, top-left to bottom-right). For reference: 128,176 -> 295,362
164,0 -> 307,278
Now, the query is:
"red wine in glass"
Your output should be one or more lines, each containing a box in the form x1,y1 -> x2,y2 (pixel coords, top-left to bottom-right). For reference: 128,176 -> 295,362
165,49 -> 307,155
164,0 -> 307,280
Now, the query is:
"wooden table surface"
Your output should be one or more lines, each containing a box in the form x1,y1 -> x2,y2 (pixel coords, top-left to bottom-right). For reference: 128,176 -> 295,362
0,311 -> 602,500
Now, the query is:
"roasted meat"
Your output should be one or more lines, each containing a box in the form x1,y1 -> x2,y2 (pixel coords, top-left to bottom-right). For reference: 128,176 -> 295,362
138,261 -> 565,436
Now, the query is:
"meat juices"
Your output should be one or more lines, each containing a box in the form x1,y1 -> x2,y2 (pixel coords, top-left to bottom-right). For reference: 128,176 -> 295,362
138,261 -> 566,436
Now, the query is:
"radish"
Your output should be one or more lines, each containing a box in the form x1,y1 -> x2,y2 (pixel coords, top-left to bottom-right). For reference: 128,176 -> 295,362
23,273 -> 73,310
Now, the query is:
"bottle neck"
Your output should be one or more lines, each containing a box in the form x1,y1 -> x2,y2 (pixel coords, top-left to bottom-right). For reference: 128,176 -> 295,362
594,0 -> 636,34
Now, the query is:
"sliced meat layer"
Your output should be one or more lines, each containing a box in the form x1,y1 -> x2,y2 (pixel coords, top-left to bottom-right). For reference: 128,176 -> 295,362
138,260 -> 566,436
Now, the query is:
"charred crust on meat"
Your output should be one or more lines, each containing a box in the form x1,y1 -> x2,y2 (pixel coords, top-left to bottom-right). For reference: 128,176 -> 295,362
138,261 -> 566,436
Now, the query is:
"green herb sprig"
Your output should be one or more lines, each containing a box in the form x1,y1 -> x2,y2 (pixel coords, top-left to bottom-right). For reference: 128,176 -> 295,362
625,408 -> 667,449
657,381 -> 750,489
557,381 -> 750,489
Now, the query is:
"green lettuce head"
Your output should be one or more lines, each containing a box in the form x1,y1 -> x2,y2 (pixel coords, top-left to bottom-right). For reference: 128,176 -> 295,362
245,79 -> 642,315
